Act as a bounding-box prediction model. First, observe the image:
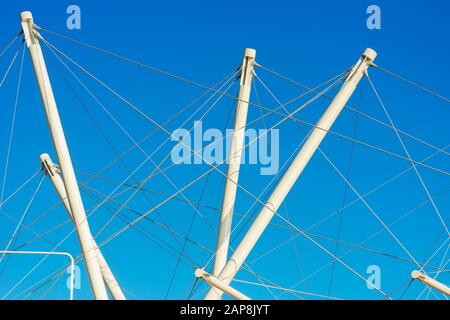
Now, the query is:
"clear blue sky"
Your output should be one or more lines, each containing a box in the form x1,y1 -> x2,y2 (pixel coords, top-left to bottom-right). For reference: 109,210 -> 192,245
0,0 -> 448,300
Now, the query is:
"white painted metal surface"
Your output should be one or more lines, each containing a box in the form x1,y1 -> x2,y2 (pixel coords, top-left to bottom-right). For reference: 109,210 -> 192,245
195,268 -> 251,300
20,11 -> 108,300
412,270 -> 450,296
205,48 -> 377,299
40,154 -> 126,300
213,48 -> 256,284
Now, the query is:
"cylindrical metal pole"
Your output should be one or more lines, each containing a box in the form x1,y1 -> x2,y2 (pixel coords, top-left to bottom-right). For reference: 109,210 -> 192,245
205,48 -> 377,299
213,49 -> 256,280
21,11 -> 108,300
96,249 -> 126,300
412,270 -> 450,296
40,154 -> 126,300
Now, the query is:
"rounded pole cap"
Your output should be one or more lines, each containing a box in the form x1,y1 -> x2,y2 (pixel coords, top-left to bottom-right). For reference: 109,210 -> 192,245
362,48 -> 377,61
40,153 -> 51,162
20,11 -> 33,22
194,268 -> 205,278
244,48 -> 256,59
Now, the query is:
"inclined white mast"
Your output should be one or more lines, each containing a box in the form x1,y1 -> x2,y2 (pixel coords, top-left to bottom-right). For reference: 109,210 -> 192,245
40,154 -> 125,299
212,48 -> 256,284
203,48 -> 377,300
412,270 -> 450,297
20,11 -> 120,300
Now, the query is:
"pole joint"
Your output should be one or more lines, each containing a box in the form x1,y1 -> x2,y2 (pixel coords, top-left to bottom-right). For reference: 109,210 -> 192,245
40,153 -> 59,177
195,268 -> 251,300
412,270 -> 450,296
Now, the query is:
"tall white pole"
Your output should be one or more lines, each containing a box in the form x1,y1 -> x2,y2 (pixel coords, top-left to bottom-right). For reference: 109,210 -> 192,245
21,11 -> 108,300
205,48 -> 377,299
213,49 -> 256,282
412,270 -> 450,297
40,154 -> 126,300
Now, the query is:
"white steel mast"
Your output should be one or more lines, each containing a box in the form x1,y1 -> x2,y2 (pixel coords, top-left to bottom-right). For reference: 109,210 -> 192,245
205,48 -> 377,300
20,11 -> 108,299
212,49 -> 256,281
412,270 -> 450,297
40,154 -> 126,300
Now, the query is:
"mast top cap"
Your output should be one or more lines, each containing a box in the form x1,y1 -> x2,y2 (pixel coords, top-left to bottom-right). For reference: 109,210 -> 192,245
20,11 -> 34,22
244,48 -> 256,59
194,268 -> 205,278
362,48 -> 377,61
40,153 -> 51,162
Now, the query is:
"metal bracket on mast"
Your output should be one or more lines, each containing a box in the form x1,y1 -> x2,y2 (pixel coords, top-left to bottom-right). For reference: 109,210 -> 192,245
40,154 -> 126,300
412,270 -> 450,297
205,48 -> 377,300
195,268 -> 251,300
212,48 -> 256,277
20,11 -> 108,299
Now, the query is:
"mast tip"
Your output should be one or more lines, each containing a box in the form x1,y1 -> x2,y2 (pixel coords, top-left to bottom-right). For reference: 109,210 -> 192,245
195,268 -> 205,278
411,270 -> 421,279
20,11 -> 33,22
244,48 -> 256,58
40,153 -> 50,161
362,48 -> 377,61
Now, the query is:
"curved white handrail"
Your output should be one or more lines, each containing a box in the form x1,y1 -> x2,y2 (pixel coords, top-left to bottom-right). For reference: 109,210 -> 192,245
0,250 -> 75,300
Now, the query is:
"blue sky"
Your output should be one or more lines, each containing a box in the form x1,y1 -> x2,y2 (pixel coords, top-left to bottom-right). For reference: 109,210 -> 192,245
0,0 -> 448,300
